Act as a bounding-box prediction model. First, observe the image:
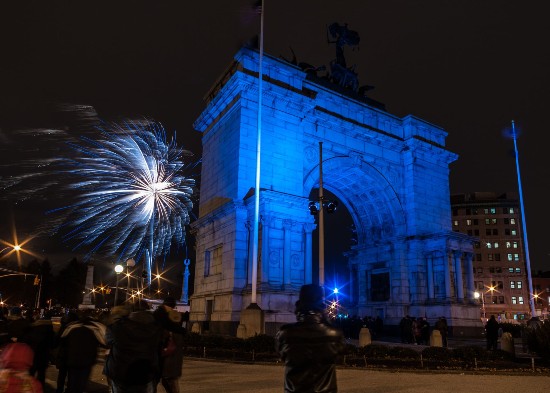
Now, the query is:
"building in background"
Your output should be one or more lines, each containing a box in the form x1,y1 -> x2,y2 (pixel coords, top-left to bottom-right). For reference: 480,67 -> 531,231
451,192 -> 530,322
532,271 -> 550,319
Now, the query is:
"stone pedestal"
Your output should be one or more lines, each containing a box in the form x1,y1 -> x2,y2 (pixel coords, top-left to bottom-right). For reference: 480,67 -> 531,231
430,330 -> 443,347
359,327 -> 372,347
501,332 -> 515,356
238,303 -> 265,338
191,322 -> 202,334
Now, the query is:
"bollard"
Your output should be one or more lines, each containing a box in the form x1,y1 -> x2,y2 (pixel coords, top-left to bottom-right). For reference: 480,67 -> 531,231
236,324 -> 247,339
500,332 -> 515,357
430,330 -> 442,347
359,327 -> 372,347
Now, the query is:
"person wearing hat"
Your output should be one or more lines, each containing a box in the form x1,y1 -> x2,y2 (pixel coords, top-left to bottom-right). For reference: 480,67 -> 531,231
275,284 -> 345,393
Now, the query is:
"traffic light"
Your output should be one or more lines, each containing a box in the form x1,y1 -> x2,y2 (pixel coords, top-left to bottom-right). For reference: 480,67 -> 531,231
33,276 -> 40,286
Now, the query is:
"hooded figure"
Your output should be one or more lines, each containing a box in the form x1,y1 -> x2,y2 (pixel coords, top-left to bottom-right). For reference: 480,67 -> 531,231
0,342 -> 43,393
275,284 -> 345,393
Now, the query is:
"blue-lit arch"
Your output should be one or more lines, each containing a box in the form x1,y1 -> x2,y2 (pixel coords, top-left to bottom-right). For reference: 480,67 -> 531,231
303,155 -> 406,247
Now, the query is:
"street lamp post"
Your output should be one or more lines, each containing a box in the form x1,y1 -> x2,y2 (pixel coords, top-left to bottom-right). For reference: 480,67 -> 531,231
114,264 -> 123,306
475,291 -> 486,322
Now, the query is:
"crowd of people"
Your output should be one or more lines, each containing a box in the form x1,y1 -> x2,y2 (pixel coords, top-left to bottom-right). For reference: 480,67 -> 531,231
0,297 -> 186,393
399,315 -> 449,347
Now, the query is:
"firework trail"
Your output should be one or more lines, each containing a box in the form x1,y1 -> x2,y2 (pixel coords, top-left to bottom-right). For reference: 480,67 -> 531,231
50,120 -> 196,282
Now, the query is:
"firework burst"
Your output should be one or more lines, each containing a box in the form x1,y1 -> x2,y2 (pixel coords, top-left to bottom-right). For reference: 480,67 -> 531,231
51,120 -> 195,281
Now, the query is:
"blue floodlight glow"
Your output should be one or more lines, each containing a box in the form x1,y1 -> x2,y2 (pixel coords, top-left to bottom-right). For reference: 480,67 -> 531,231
333,287 -> 339,294
49,120 -> 195,282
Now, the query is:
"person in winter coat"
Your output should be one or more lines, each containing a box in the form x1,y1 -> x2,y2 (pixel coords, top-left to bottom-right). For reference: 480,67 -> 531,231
0,342 -> 43,393
153,297 -> 186,393
276,284 -> 345,393
52,311 -> 79,393
104,300 -> 163,393
60,312 -> 106,393
485,315 -> 500,351
27,312 -> 55,389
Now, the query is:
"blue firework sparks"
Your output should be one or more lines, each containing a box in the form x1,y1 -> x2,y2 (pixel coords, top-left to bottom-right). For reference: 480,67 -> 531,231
51,120 -> 195,280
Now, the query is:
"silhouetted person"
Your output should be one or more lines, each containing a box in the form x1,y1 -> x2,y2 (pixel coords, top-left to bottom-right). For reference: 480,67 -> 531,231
27,311 -> 55,388
485,315 -> 499,350
61,311 -> 106,393
435,316 -> 448,347
153,297 -> 186,393
104,300 -> 162,393
276,284 -> 345,393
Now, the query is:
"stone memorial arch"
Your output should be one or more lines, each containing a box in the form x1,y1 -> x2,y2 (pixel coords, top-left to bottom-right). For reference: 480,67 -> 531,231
190,47 -> 480,336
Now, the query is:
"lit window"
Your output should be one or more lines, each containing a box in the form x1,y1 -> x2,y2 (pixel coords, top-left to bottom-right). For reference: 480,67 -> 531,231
485,218 -> 490,225
513,242 -> 518,248
453,220 -> 459,226
518,296 -> 524,305
514,253 -> 519,261
515,268 -> 521,273
507,253 -> 513,261
491,218 -> 497,224
488,254 -> 494,261
510,281 -> 515,289
508,267 -> 514,273
487,242 -> 492,249
511,229 -> 517,236
466,219 -> 472,226
511,218 -> 516,225
490,208 -> 496,214
494,242 -> 499,248
506,242 -> 511,248
484,209 -> 489,214
509,208 -> 514,214
512,296 -> 517,304
517,281 -> 522,289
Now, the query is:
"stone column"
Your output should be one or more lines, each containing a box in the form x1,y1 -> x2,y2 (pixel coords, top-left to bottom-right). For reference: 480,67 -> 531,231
426,253 -> 435,299
454,251 -> 464,301
261,217 -> 270,283
444,252 -> 452,299
465,252 -> 475,300
283,219 -> 292,286
304,223 -> 314,284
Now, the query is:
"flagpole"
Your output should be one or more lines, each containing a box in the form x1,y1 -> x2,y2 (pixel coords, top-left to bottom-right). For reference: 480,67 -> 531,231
251,0 -> 264,305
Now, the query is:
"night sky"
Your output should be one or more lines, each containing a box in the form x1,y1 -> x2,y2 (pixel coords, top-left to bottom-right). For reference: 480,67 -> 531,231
1,1 -> 550,274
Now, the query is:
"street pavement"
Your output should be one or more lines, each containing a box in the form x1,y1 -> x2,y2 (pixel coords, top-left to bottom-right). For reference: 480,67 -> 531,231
44,357 -> 550,393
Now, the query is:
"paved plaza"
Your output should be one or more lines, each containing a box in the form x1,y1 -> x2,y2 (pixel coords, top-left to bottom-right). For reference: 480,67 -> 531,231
45,358 -> 549,393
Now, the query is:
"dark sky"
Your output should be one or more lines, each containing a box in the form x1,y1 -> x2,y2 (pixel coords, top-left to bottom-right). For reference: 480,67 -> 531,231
1,1 -> 550,273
